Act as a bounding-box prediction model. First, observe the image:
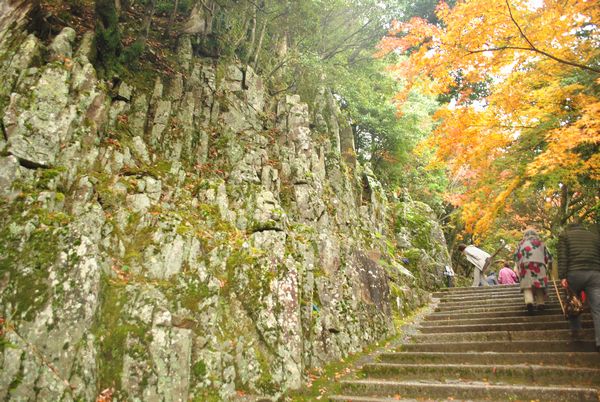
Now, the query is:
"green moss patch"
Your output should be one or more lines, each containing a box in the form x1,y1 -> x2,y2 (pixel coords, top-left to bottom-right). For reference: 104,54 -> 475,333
93,278 -> 151,397
0,202 -> 72,320
225,247 -> 274,322
255,347 -> 277,395
156,274 -> 213,313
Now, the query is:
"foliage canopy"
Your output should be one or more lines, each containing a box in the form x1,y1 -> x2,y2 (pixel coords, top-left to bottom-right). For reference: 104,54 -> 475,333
378,0 -> 600,237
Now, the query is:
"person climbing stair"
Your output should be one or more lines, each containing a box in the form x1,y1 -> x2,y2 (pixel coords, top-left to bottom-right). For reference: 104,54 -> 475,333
458,243 -> 491,287
514,229 -> 551,314
558,222 -> 600,353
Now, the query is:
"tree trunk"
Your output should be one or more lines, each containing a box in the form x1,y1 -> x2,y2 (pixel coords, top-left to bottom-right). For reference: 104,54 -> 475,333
141,0 -> 157,40
95,0 -> 122,73
244,4 -> 257,66
252,19 -> 267,70
165,0 -> 179,36
123,0 -> 155,61
183,0 -> 216,35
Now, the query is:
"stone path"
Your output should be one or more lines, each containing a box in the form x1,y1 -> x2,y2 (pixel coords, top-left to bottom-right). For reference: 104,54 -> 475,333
329,283 -> 600,401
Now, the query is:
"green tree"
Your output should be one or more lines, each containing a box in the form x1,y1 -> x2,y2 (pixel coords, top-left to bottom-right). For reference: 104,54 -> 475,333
95,0 -> 122,74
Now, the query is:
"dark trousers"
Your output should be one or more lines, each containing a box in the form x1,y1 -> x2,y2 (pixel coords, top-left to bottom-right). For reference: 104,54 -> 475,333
567,270 -> 600,347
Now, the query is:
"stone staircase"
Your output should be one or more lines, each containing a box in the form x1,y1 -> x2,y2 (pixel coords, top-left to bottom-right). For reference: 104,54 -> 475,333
330,283 -> 600,401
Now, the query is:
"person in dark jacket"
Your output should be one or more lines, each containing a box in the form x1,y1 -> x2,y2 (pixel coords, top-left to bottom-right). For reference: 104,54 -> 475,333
558,223 -> 600,352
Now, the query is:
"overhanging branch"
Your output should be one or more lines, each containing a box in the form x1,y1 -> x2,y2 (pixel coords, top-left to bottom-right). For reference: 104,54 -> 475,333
464,3 -> 599,74
503,0 -> 600,74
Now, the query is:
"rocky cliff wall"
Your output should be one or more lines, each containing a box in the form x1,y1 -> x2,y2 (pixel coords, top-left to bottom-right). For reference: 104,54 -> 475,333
0,17 -> 441,401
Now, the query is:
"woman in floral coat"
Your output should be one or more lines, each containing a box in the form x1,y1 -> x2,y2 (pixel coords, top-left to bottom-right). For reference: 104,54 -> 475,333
514,229 -> 552,314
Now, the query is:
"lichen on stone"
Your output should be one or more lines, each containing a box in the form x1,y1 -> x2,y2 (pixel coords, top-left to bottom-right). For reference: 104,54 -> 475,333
0,12 -> 450,400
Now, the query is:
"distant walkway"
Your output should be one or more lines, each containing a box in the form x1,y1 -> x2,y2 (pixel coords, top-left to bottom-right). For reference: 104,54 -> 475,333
329,284 -> 600,401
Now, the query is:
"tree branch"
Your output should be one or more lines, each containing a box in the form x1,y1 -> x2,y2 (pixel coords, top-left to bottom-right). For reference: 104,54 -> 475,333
502,0 -> 600,74
268,80 -> 297,96
266,54 -> 292,79
466,45 -> 532,54
321,19 -> 374,60
505,0 -> 536,49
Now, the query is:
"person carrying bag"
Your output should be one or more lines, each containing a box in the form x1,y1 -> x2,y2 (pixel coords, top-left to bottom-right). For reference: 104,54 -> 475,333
557,222 -> 600,352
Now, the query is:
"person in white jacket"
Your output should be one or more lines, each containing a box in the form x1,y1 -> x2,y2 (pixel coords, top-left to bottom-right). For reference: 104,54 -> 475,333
458,244 -> 491,287
443,265 -> 455,288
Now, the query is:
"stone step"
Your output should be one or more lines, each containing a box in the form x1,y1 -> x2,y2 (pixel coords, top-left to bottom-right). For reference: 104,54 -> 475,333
437,297 -> 562,307
379,351 -> 600,367
438,290 -> 560,299
434,284 -> 522,295
436,288 -> 560,298
412,328 -> 595,343
434,285 -> 565,298
443,283 -> 564,293
434,301 -> 561,313
418,319 -> 594,333
326,284 -> 599,402
421,313 -> 592,326
329,396 -> 478,402
431,288 -> 561,300
426,307 -> 565,320
437,297 -> 560,310
399,340 -> 598,353
362,363 -> 600,387
330,396 -> 439,402
437,293 -> 560,304
434,289 -> 522,298
337,379 -> 600,401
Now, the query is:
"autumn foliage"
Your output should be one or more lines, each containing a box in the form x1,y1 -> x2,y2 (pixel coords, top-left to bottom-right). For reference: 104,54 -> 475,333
379,0 -> 599,236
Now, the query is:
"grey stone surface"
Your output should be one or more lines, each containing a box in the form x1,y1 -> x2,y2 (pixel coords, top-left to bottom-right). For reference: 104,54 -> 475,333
127,193 -> 151,212
48,27 -> 76,60
150,100 -> 172,146
0,16 -> 447,402
0,155 -> 20,197
4,65 -> 74,166
167,73 -> 184,101
177,36 -> 193,72
75,31 -> 95,60
132,135 -> 151,163
0,30 -> 42,104
117,82 -> 133,102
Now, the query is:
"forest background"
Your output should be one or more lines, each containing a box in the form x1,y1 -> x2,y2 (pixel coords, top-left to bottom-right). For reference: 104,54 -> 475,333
42,0 -> 599,271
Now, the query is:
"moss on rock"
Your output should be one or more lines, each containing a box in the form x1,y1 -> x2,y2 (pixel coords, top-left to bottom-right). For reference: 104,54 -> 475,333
93,278 -> 151,397
0,202 -> 72,320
